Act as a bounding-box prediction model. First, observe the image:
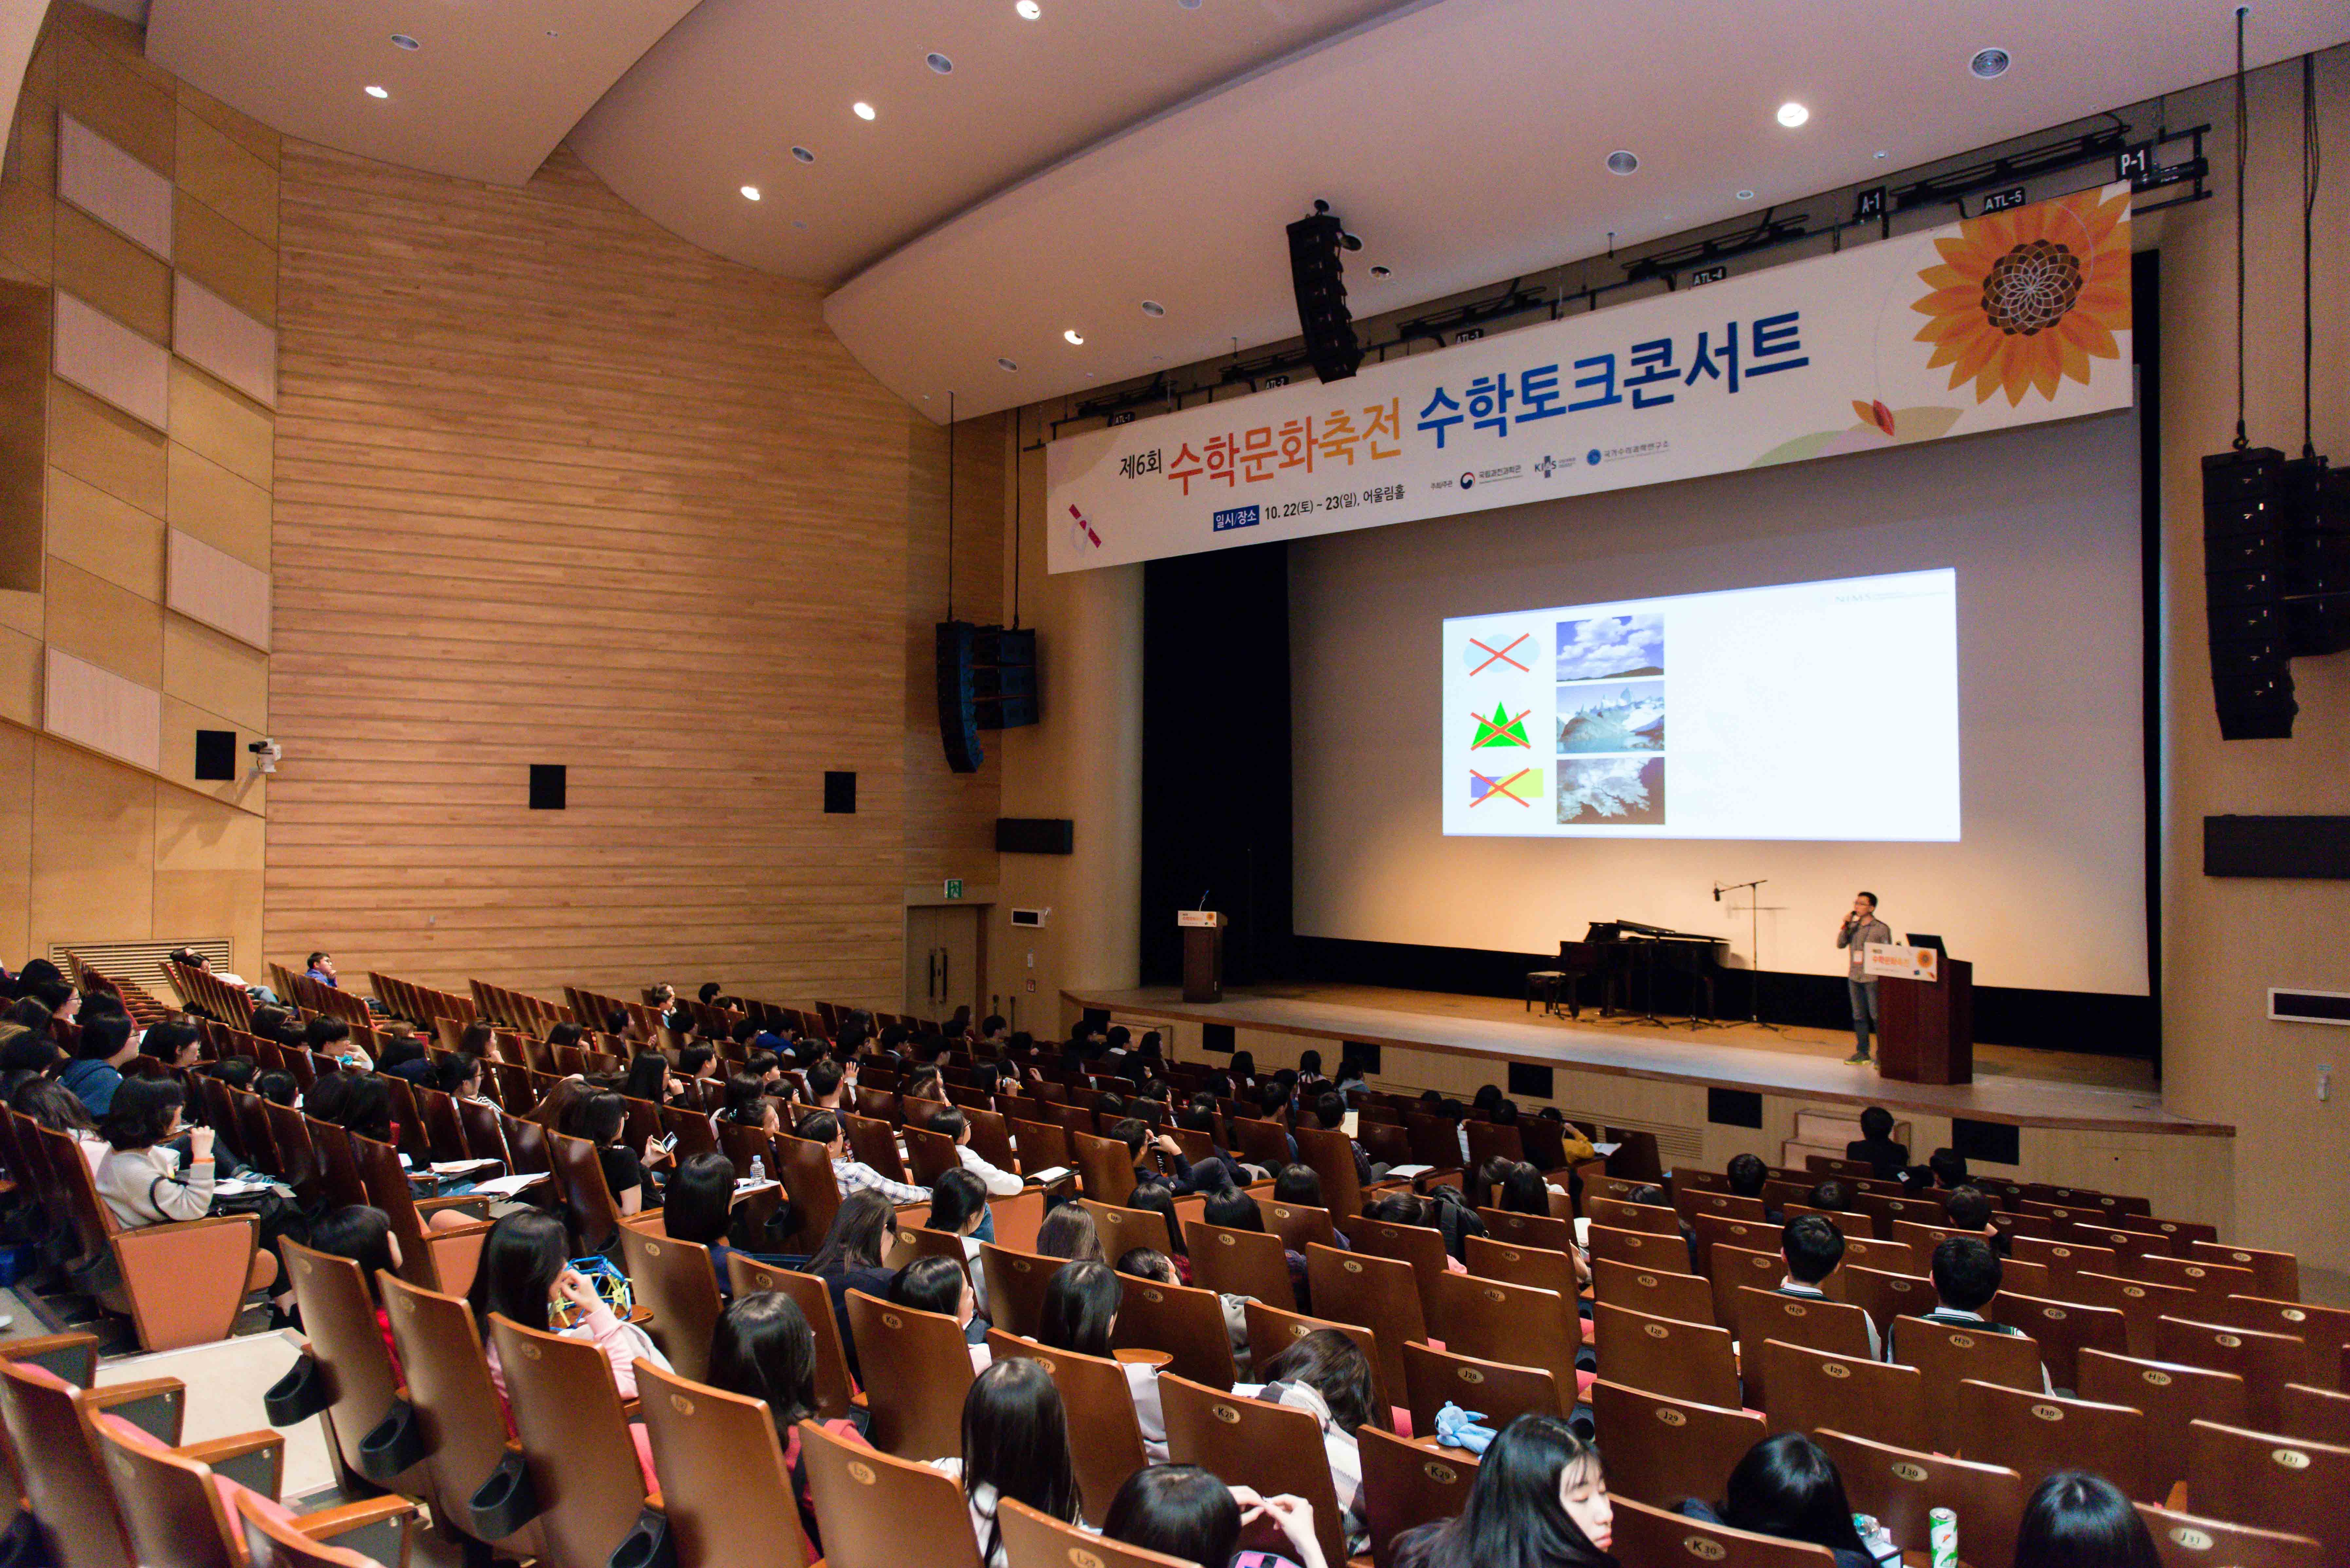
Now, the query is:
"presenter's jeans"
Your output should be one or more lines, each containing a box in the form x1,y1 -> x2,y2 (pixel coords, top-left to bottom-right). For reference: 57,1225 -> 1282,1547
1848,978 -> 1878,1056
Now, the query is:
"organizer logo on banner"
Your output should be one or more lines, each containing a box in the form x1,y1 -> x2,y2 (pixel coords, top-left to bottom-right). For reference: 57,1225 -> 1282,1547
1045,184 -> 2133,572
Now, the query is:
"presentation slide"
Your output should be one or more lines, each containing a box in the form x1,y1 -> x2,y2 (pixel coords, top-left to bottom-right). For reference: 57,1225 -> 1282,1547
1444,571 -> 1959,840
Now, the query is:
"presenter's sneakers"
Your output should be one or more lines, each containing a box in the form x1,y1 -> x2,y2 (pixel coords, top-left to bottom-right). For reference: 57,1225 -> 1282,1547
1845,1051 -> 1873,1066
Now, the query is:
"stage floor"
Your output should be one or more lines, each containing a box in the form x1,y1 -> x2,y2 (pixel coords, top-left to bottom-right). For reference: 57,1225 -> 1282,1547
1066,981 -> 2221,1136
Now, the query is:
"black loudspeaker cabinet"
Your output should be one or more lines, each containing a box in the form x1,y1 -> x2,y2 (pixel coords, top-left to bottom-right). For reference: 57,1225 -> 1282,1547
936,621 -> 984,773
2282,459 -> 2350,658
2202,447 -> 2296,740
996,817 -> 1074,855
1284,210 -> 1361,384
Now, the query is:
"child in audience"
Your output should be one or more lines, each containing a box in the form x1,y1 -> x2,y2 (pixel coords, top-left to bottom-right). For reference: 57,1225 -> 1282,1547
805,1189 -> 900,1384
621,1051 -> 684,1106
308,1205 -> 404,1375
60,1013 -> 137,1118
1203,1185 -> 1311,1311
14,1076 -> 108,1176
577,1090 -> 666,1215
932,1358 -> 1084,1568
0,1024 -> 62,1100
1845,1106 -> 1908,1179
1232,1329 -> 1372,1552
704,1291 -> 868,1559
139,1020 -> 203,1070
468,1209 -> 667,1406
1778,1216 -> 1879,1356
891,1254 -> 990,1369
1678,1433 -> 1873,1568
714,1072 -> 780,1135
926,1167 -> 995,1314
1039,1259 -> 1166,1461
1389,1415 -> 1612,1568
1889,1237 -> 2049,1387
797,1109 -> 927,1205
1365,1192 -> 1472,1269
932,1107 -> 1023,1197
1105,1465 -> 1326,1568
1124,1180 -> 1191,1279
2013,1473 -> 2160,1568
255,1069 -> 299,1107
660,1153 -> 763,1295
1034,1202 -> 1106,1263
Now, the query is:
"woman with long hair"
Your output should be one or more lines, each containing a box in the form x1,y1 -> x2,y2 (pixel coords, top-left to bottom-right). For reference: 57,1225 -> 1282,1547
467,1209 -> 667,1405
932,1359 -> 1083,1567
2012,1474 -> 2160,1568
1104,1466 -> 1326,1568
621,1051 -> 683,1107
925,1166 -> 995,1315
1038,1260 -> 1166,1462
805,1188 -> 900,1383
13,1074 -> 107,1176
703,1291 -> 868,1557
1679,1434 -> 1870,1568
1484,1160 -> 1590,1286
662,1152 -> 783,1295
576,1089 -> 667,1215
1235,1329 -> 1374,1551
891,1254 -> 990,1370
1033,1202 -> 1104,1264
309,1205 -> 405,1375
1389,1414 -> 1613,1568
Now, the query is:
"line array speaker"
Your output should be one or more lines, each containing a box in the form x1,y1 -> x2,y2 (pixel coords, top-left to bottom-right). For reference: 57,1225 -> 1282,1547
1285,209 -> 1361,384
936,621 -> 984,773
2202,447 -> 2296,739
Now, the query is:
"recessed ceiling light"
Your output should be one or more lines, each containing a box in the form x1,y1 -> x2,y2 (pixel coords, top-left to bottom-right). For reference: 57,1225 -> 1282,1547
1776,101 -> 1809,128
1970,47 -> 2011,80
792,146 -> 815,163
739,185 -> 760,201
1369,265 -> 1393,279
390,33 -> 419,50
1016,0 -> 1041,15
927,52 -> 953,73
852,101 -> 877,120
1874,150 -> 1890,159
998,357 -> 1019,371
1063,329 -> 1085,345
790,220 -> 807,230
1605,150 -> 1639,175
1141,300 -> 1165,317
1736,189 -> 1756,200
1178,0 -> 1202,9
364,84 -> 389,99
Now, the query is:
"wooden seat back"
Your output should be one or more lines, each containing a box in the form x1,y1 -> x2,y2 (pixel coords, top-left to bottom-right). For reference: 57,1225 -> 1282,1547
0,1359 -> 134,1568
1359,1426 -> 1477,1568
618,1227 -> 722,1383
1987,1290 -> 2127,1392
2134,1502 -> 2323,1568
1760,1340 -> 1927,1452
1071,1131 -> 1139,1208
977,1243 -> 1064,1341
633,1360 -> 813,1568
1348,1215 -> 1452,1324
1400,1341 -> 1561,1438
1591,1301 -> 1739,1409
1158,1373 -> 1348,1568
799,1416 -> 983,1568
279,1240 -> 418,1498
1587,1222 -> 1685,1274
725,1257 -> 856,1420
1475,1207 -> 1574,1253
2055,1269 -> 2198,1358
487,1312 -> 648,1568
1611,1494 -> 1836,1568
998,1495 -> 1193,1568
1590,1378 -> 1765,1509
903,1125 -> 958,1188
230,1489 -> 390,1568
985,1330 -> 1150,1523
2206,1295 -> 2350,1392
2185,1420 -> 2350,1561
1815,1430 -> 2024,1568
2155,1316 -> 2305,1431
1293,1125 -> 1367,1219
1241,1302 -> 1390,1427
1184,1220 -> 1296,1312
842,1289 -> 974,1459
2076,1349 -> 2247,1494
1709,1242 -> 1795,1329
1305,1244 -> 1424,1403
547,1131 -> 627,1254
377,1275 -> 535,1553
1255,1196 -> 1339,1254
774,1134 -> 840,1253
1594,1255 -> 1714,1325
1429,1270 -> 1580,1395
1112,1269 -> 1238,1390
1893,1316 -> 2044,1451
1464,1235 -> 1579,1299
1956,1377 -> 2152,1499
1586,1195 -> 1679,1237
1081,1198 -> 1172,1264
89,1415 -> 243,1568
1735,1287 -> 1874,1406
2137,1254 -> 2258,1305
2189,1241 -> 2299,1303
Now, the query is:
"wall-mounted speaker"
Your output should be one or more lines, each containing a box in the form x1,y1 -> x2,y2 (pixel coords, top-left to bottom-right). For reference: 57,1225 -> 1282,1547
527,764 -> 566,810
823,771 -> 857,814
193,729 -> 236,781
996,817 -> 1074,855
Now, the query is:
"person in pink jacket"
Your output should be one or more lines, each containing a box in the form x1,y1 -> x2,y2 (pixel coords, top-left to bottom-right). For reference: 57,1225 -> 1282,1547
468,1210 -> 668,1411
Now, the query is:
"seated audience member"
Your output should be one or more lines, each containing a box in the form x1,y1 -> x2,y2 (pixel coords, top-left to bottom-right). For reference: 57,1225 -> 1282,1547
1897,1164 -> 1938,1197
1388,1414 -> 1612,1568
1942,1185 -> 2008,1256
931,1359 -> 1084,1568
1203,1184 -> 1311,1309
1310,1091 -> 1378,1186
61,1013 -> 138,1118
303,951 -> 339,988
926,1167 -> 995,1313
621,1050 -> 684,1106
1233,1329 -> 1374,1552
715,1071 -> 780,1135
307,1015 -> 368,1069
462,1019 -> 505,1060
308,1205 -> 405,1374
805,1189 -> 900,1384
1226,1050 -> 1257,1089
139,1019 -> 203,1071
797,1108 -> 927,1204
931,1106 -> 1021,1198
1034,1201 -> 1107,1264
1778,1215 -> 1879,1355
704,1291 -> 869,1559
377,1035 -> 434,1085
171,948 -> 274,1004
0,1024 -> 62,1100
1845,1105 -> 1909,1179
1927,1148 -> 1969,1190
1040,1259 -> 1166,1462
1109,1116 -> 1210,1195
1726,1152 -> 1769,1198
1805,1178 -> 1856,1215
1333,1049 -> 1369,1096
1888,1237 -> 2048,1388
15,1076 -> 108,1176
30,980 -> 78,1026
5,997 -> 52,1039
1106,1466 -> 1326,1568
209,1054 -> 257,1090
577,1090 -> 670,1215
1366,1191 -> 1476,1269
799,1057 -> 853,1112
976,1014 -> 1009,1050
255,1069 -> 300,1107
1678,1433 -> 1874,1568
2013,1473 -> 2160,1568
434,1051 -> 486,1100
1124,1179 -> 1193,1279
1253,1082 -> 1302,1163
1270,1165 -> 1348,1251
469,1209 -> 667,1405
677,1043 -> 718,1082
662,1152 -> 778,1295
97,1076 -> 287,1310
892,1254 -> 990,1369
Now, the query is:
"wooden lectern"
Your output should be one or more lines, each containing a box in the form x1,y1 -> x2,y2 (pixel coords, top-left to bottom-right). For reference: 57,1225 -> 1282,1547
1878,958 -> 1973,1085
1177,910 -> 1225,1003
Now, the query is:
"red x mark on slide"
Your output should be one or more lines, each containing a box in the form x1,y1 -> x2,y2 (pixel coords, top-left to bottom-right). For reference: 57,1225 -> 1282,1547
1467,633 -> 1532,675
1468,767 -> 1537,807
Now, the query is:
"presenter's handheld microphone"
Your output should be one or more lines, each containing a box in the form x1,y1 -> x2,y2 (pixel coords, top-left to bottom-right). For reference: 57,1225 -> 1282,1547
1713,884 -> 1722,902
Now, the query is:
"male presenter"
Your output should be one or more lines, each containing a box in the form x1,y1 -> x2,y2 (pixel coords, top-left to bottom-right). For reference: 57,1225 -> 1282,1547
1836,891 -> 1892,1066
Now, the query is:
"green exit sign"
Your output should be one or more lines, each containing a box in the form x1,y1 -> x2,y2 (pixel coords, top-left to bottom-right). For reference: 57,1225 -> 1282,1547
944,879 -> 963,900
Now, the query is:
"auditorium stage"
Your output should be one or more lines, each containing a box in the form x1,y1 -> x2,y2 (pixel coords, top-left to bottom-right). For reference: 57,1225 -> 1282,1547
1063,982 -> 2225,1139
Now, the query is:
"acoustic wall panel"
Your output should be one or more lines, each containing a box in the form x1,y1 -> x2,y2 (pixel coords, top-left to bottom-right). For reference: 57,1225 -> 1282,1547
44,646 -> 161,773
171,274 -> 274,407
166,526 -> 269,650
52,291 -> 168,429
56,112 -> 173,260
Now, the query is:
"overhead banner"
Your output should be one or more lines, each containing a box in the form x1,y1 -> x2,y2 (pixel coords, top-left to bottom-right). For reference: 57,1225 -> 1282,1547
1047,183 -> 2132,573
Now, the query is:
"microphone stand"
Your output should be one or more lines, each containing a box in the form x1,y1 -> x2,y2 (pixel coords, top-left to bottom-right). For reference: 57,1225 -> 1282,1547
1715,879 -> 1783,1033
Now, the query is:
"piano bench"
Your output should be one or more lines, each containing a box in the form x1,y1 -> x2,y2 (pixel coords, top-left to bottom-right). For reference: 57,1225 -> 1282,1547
1525,971 -> 1568,1016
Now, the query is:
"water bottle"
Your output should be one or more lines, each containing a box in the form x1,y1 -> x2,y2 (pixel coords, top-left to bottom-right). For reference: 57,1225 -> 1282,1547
749,1156 -> 765,1183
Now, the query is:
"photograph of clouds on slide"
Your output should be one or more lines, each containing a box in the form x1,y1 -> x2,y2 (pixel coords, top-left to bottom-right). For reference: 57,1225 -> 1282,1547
1555,614 -> 1663,682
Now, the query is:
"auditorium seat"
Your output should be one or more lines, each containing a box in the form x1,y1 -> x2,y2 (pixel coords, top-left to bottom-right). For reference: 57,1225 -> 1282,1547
977,1243 -> 1064,1342
1611,1494 -> 1836,1568
844,1289 -> 974,1458
1112,1268 -> 1238,1391
634,1359 -> 816,1568
1584,1194 -> 1678,1237
1893,1315 -> 2046,1451
2133,1503 -> 2323,1568
726,1257 -> 859,1419
1243,1301 -> 1392,1425
1590,1302 -> 1740,1409
2137,1254 -> 2259,1306
1347,1214 -> 1452,1323
2206,1295 -> 2350,1390
1400,1341 -> 1561,1437
2076,1349 -> 2250,1493
2190,1241 -> 2301,1303
1990,1291 -> 2129,1392
1081,1198 -> 1173,1262
985,1330 -> 1152,1522
1185,1218 -> 1298,1312
1474,1206 -> 1575,1253
2155,1316 -> 2306,1431
1463,1235 -> 1581,1302
1761,1341 -> 1928,1452
618,1227 -> 723,1382
1815,1430 -> 2024,1568
1593,1255 -> 1715,1324
349,1132 -> 490,1298
1708,1244 -> 1793,1330
1359,1426 -> 1478,1568
1956,1377 -> 2154,1499
801,1417 -> 982,1568
2184,1420 -> 2350,1559
2051,1269 -> 2197,1357
1159,1374 -> 1349,1568
1690,1213 -> 1776,1277
999,1494 -> 1191,1568
1307,1245 -> 1424,1405
1430,1270 -> 1583,1396
1590,1378 -> 1765,1509
94,1415 -> 416,1568
277,1240 -> 428,1502
1587,1222 -> 1688,1275
486,1311 -> 651,1568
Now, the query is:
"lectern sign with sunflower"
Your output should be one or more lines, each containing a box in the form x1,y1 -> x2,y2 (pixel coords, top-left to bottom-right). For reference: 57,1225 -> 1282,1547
1909,185 -> 2133,408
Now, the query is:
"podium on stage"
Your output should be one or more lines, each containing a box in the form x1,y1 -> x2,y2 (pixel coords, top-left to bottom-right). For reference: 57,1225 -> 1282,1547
1177,910 -> 1226,1003
1866,943 -> 1973,1085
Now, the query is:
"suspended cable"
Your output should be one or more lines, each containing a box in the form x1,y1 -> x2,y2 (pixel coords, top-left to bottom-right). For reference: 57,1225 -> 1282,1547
2232,5 -> 2249,450
2302,51 -> 2322,460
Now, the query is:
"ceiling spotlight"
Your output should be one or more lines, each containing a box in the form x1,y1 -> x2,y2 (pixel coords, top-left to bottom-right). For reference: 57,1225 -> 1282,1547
1369,264 -> 1393,279
1605,150 -> 1639,175
1970,47 -> 2011,80
852,101 -> 877,120
997,357 -> 1019,371
1874,150 -> 1889,159
927,52 -> 953,73
1016,0 -> 1041,15
1179,0 -> 1202,9
792,145 -> 815,163
739,185 -> 761,201
1776,101 -> 1809,128
1141,300 -> 1165,317
390,33 -> 419,50
1338,231 -> 1363,252
1736,189 -> 1756,200
364,84 -> 389,99
1063,329 -> 1084,345
790,219 -> 807,230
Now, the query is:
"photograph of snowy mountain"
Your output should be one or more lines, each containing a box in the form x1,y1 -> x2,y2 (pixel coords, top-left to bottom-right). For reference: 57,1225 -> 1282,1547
1558,681 -> 1666,754
1555,613 -> 1664,682
1557,756 -> 1666,825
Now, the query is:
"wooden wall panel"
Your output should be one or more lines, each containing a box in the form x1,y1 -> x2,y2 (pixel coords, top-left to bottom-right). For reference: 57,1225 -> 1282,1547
53,289 -> 167,427
43,646 -> 161,773
165,525 -> 269,649
56,111 -> 172,259
265,141 -> 980,1007
171,273 -> 273,406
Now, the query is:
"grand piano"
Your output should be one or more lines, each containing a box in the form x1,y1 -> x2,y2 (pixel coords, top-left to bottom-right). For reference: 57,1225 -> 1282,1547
1557,919 -> 1730,1025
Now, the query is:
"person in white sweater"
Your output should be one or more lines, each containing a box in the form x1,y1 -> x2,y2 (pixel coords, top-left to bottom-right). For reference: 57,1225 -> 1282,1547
97,1076 -> 218,1226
